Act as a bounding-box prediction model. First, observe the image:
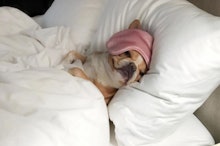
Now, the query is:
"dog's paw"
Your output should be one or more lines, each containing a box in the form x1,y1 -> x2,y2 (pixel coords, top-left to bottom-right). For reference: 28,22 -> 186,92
63,59 -> 84,71
68,67 -> 89,80
62,51 -> 77,64
62,50 -> 86,65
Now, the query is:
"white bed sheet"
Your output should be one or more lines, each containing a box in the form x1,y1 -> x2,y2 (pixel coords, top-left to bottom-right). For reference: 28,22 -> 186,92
0,7 -> 109,146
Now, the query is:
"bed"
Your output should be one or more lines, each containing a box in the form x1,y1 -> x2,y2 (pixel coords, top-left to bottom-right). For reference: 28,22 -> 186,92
0,0 -> 220,146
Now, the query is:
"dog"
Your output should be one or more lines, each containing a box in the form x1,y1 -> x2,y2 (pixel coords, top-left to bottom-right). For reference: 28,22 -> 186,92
63,20 -> 153,104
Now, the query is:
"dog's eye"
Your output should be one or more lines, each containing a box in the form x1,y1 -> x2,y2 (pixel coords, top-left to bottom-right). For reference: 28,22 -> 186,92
124,51 -> 131,57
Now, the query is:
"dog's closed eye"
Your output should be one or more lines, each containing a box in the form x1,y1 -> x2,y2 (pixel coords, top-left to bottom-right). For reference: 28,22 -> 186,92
124,51 -> 131,57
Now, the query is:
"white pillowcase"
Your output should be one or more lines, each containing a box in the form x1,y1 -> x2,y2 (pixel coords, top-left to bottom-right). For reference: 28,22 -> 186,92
40,0 -> 107,52
110,115 -> 214,146
91,0 -> 220,145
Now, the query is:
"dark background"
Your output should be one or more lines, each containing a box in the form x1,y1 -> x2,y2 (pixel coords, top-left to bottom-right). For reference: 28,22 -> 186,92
0,0 -> 54,16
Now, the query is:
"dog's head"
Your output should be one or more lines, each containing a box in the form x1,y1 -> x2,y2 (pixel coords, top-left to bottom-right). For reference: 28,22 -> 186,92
106,20 -> 153,85
108,50 -> 147,85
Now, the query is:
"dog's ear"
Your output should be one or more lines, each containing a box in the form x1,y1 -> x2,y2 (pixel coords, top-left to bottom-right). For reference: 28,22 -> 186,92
129,19 -> 142,29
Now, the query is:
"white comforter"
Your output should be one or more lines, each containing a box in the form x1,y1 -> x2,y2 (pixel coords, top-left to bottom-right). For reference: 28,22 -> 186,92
0,7 -> 109,146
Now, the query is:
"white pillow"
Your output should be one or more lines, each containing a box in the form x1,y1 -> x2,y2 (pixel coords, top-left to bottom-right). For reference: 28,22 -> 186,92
110,115 -> 214,146
41,0 -> 106,51
91,0 -> 220,145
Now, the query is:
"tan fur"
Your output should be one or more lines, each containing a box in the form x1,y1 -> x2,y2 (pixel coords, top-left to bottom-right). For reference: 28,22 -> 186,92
129,19 -> 142,29
94,81 -> 117,104
68,68 -> 89,80
63,19 -> 147,104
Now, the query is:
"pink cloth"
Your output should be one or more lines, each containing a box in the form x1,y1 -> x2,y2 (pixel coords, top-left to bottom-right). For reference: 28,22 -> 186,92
106,29 -> 153,65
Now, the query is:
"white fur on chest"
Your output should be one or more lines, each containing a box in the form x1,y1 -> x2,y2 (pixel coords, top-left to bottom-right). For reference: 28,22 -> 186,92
83,52 -> 123,88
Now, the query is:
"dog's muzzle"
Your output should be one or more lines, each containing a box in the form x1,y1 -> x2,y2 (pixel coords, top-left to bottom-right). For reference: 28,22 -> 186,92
117,62 -> 137,82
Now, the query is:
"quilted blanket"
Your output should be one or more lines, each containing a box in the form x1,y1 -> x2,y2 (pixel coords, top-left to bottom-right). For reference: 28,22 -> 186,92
0,7 -> 109,146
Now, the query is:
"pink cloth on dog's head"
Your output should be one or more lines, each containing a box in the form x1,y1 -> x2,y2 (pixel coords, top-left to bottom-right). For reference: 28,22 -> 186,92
106,29 -> 153,65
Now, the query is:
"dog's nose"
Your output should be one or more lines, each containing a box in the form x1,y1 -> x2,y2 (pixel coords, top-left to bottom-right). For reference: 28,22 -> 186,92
126,62 -> 137,75
118,62 -> 137,81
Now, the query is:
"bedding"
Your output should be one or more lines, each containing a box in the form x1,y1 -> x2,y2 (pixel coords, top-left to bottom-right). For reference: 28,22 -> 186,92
0,0 -> 219,146
38,0 -> 106,53
110,115 -> 214,146
90,0 -> 220,145
0,7 -> 109,146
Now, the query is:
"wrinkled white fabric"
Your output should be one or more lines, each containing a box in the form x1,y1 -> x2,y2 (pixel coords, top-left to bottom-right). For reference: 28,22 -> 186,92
0,7 -> 109,146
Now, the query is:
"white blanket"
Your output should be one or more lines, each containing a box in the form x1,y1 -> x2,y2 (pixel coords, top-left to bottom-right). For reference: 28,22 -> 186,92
0,7 -> 109,146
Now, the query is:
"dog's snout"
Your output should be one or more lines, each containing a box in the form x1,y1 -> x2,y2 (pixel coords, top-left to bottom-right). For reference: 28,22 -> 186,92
118,62 -> 137,82
127,63 -> 137,74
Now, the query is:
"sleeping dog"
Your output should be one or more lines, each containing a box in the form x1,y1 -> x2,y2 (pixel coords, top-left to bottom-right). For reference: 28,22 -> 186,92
63,20 -> 153,104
